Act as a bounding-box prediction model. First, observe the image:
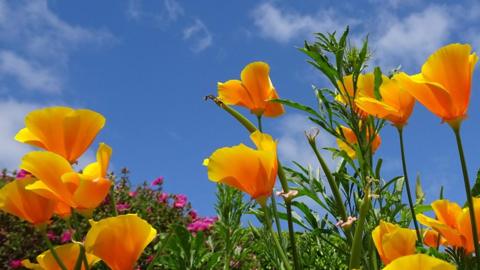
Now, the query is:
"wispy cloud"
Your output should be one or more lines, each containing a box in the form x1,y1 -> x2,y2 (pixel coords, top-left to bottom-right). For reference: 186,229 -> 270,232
251,2 -> 351,44
276,114 -> 337,170
126,0 -> 184,23
126,0 -> 212,52
371,5 -> 452,70
0,0 -> 113,93
0,100 -> 38,170
183,19 -> 213,53
0,50 -> 62,93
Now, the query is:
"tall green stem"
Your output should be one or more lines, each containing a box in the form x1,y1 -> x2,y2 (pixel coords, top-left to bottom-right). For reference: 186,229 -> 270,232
260,200 -> 292,270
42,231 -> 68,270
257,115 -> 284,245
451,124 -> 480,267
208,96 -> 301,268
307,135 -> 352,243
349,183 -> 371,270
397,127 -> 422,243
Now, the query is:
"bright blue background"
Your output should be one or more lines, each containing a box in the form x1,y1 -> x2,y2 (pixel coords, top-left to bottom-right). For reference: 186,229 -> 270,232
1,0 -> 480,217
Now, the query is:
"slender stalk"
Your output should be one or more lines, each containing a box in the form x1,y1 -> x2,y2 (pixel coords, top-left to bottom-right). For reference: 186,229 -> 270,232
42,231 -> 68,270
81,245 -> 90,270
397,127 -> 422,243
260,200 -> 292,270
286,202 -> 302,270
73,245 -> 89,270
147,229 -> 174,270
257,115 -> 284,244
224,229 -> 231,270
349,183 -> 371,270
451,124 -> 480,267
208,97 -> 299,268
307,135 -> 352,242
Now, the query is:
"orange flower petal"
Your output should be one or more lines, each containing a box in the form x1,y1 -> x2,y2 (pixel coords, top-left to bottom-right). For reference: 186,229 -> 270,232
20,151 -> 76,207
15,106 -> 105,163
23,243 -> 99,270
383,254 -> 456,270
204,131 -> 277,199
0,177 -> 55,225
85,214 -> 157,270
217,62 -> 284,117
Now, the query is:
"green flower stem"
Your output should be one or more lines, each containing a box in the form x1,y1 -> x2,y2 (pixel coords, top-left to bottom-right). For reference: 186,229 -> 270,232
259,200 -> 292,270
81,245 -> 90,270
348,183 -> 371,270
450,123 -> 480,266
42,230 -> 68,270
73,245 -> 89,270
285,201 -> 302,270
397,127 -> 422,243
307,136 -> 352,242
147,229 -> 174,270
208,97 -> 299,268
257,114 -> 284,245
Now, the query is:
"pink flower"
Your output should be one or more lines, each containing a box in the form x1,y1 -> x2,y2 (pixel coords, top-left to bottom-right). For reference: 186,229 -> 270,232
16,169 -> 30,179
152,177 -> 164,186
146,255 -> 154,263
174,194 -> 188,208
9,259 -> 23,269
129,191 -> 137,197
189,210 -> 198,220
61,230 -> 73,243
187,216 -> 218,233
116,203 -> 130,212
158,192 -> 169,203
46,230 -> 57,241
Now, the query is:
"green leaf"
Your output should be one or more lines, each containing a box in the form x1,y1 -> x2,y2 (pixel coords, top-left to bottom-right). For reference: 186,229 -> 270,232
414,204 -> 433,214
415,174 -> 425,205
272,98 -> 321,118
471,169 -> 480,197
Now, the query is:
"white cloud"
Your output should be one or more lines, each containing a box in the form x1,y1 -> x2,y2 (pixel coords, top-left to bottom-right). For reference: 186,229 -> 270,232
0,50 -> 61,93
183,19 -> 213,52
276,114 -> 337,170
126,0 -> 184,23
251,2 -> 348,43
0,0 -> 113,93
0,100 -> 38,170
372,5 -> 451,70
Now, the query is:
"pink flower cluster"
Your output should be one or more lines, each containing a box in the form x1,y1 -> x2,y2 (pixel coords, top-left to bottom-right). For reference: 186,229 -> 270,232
173,194 -> 188,208
158,192 -> 169,203
187,216 -> 218,233
151,176 -> 164,186
116,202 -> 130,212
9,259 -> 22,269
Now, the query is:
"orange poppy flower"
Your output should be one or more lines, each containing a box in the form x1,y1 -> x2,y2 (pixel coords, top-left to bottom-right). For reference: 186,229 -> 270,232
22,243 -> 100,270
0,177 -> 56,225
20,143 -> 112,212
355,74 -> 415,127
204,131 -> 278,201
417,199 -> 480,253
336,125 -> 381,158
397,43 -> 478,123
336,73 -> 389,117
372,221 -> 417,265
84,214 -> 157,270
15,106 -> 105,163
383,254 -> 456,270
218,61 -> 284,117
423,229 -> 447,248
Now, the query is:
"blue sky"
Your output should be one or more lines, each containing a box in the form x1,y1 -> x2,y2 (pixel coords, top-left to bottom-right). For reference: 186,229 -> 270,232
1,0 -> 480,216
